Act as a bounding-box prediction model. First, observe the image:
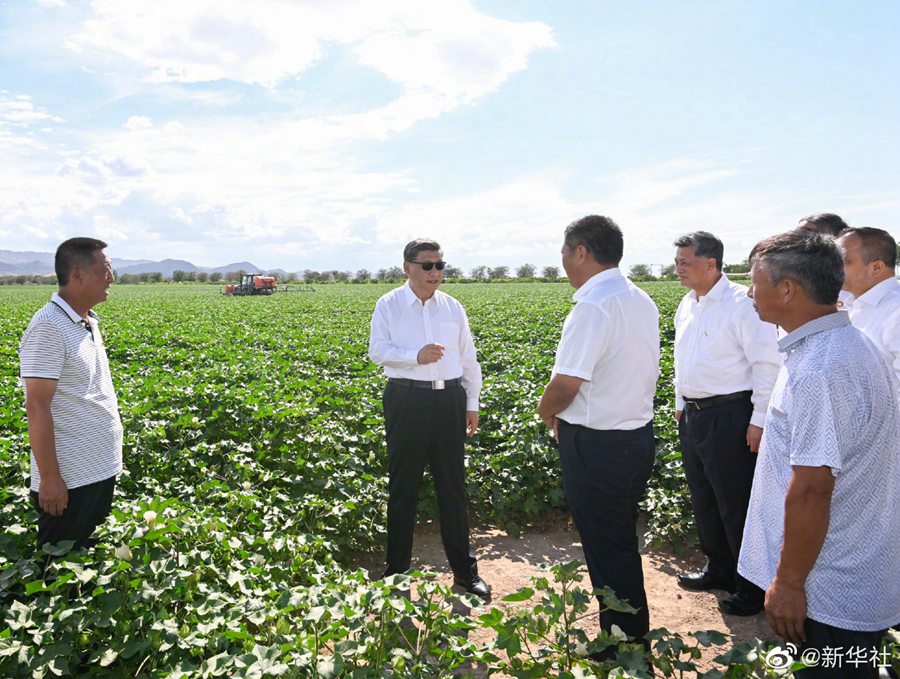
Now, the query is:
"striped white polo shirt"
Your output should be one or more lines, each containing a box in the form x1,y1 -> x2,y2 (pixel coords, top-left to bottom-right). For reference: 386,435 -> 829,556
20,293 -> 123,492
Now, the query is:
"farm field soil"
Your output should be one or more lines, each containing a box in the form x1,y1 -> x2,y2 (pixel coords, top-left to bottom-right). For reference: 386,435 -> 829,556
355,515 -> 773,673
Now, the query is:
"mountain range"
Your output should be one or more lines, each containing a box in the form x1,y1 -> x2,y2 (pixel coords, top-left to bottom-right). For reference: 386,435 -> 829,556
0,250 -> 275,277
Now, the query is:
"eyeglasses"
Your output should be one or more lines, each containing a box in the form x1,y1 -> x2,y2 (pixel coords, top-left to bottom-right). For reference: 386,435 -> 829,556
406,260 -> 446,271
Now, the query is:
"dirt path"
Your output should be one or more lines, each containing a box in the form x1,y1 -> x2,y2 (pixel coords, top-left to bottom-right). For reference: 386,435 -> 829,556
356,515 -> 773,672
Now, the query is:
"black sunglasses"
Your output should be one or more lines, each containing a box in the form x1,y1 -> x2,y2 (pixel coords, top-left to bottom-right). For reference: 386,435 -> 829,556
407,260 -> 446,271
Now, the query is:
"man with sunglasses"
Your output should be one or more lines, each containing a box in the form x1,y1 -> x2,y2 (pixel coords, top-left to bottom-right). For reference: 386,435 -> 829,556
368,238 -> 489,598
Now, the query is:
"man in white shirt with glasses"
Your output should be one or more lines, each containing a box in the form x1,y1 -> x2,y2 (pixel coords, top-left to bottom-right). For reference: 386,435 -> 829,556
369,238 -> 489,598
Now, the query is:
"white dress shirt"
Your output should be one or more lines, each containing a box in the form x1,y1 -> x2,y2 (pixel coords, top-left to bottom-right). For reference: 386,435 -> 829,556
847,277 -> 900,403
369,282 -> 482,411
553,268 -> 660,430
674,274 -> 780,427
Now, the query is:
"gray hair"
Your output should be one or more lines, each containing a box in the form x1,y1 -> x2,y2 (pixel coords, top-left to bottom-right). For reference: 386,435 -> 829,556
673,231 -> 723,270
750,230 -> 843,305
403,239 -> 441,262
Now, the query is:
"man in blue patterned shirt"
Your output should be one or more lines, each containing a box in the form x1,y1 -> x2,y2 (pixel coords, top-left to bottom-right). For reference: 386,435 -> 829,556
738,230 -> 900,678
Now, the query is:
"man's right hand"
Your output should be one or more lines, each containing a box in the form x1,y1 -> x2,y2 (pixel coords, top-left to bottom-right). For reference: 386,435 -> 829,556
417,343 -> 445,364
39,475 -> 68,516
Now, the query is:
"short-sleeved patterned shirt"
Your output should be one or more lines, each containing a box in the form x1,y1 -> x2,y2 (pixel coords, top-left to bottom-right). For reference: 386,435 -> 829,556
20,293 -> 123,491
738,312 -> 900,631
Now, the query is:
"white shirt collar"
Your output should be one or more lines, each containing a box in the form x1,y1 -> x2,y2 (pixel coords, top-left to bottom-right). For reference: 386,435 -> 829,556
401,281 -> 439,307
51,292 -> 97,324
690,272 -> 729,303
572,267 -> 623,301
853,277 -> 900,308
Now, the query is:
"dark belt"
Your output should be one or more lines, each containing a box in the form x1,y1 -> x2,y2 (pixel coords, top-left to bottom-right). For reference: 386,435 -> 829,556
388,377 -> 461,390
683,390 -> 751,412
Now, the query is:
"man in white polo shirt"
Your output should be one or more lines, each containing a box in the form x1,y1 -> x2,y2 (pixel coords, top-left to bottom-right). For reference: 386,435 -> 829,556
538,215 -> 660,646
20,237 -> 123,549
835,227 -> 900,401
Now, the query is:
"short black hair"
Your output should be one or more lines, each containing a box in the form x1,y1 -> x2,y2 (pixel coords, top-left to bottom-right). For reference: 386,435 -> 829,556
837,226 -> 897,268
798,213 -> 849,237
750,230 -> 843,305
673,231 -> 724,270
56,237 -> 107,285
403,238 -> 441,262
563,215 -> 623,265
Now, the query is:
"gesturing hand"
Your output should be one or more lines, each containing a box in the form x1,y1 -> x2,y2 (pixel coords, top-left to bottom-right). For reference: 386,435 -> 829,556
417,343 -> 445,364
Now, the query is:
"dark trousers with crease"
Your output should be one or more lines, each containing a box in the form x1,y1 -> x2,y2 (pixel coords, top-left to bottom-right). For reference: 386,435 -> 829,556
796,618 -> 888,678
679,394 -> 762,601
382,381 -> 477,581
557,419 -> 655,642
31,475 -> 116,550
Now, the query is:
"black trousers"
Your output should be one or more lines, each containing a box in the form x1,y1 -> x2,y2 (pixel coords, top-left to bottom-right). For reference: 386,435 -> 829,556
31,475 -> 116,550
382,381 -> 477,580
557,419 -> 655,641
795,618 -> 889,679
679,394 -> 762,600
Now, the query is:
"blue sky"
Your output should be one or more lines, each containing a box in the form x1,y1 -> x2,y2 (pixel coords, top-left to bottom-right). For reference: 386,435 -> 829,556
1,0 -> 897,274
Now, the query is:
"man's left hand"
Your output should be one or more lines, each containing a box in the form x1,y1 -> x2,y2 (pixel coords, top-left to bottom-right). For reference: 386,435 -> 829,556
746,424 -> 763,453
765,577 -> 807,645
466,411 -> 479,436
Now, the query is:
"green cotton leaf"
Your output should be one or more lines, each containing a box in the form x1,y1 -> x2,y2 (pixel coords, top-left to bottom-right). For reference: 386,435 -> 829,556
594,585 -> 639,614
478,608 -> 504,626
501,587 -> 534,603
48,657 -> 70,676
693,630 -> 729,646
41,540 -> 76,556
24,580 -> 48,595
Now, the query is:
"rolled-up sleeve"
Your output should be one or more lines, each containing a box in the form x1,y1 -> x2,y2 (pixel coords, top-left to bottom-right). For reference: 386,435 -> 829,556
368,300 -> 419,369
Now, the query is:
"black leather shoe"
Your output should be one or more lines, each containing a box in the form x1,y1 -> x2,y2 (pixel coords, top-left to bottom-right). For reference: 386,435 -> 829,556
677,571 -> 735,592
454,575 -> 491,599
718,592 -> 764,616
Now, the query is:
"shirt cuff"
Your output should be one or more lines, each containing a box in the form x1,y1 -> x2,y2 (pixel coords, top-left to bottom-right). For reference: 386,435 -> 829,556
466,398 -> 479,412
555,366 -> 592,381
675,395 -> 685,412
749,410 -> 767,428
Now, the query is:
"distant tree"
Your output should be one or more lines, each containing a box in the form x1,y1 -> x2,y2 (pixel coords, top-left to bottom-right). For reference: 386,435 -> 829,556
660,264 -> 676,278
628,264 -> 652,278
723,260 -> 750,274
149,272 -> 163,283
172,270 -> 188,282
488,266 -> 509,280
209,272 -> 223,283
355,269 -> 372,283
443,265 -> 463,279
385,266 -> 404,281
334,270 -> 351,283
541,265 -> 560,279
285,272 -> 298,283
516,263 -> 537,278
303,269 -> 321,283
469,265 -> 488,280
118,273 -> 135,284
196,271 -> 209,283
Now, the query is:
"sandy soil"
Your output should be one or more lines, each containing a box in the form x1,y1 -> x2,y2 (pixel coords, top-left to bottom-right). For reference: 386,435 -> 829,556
355,514 -> 774,674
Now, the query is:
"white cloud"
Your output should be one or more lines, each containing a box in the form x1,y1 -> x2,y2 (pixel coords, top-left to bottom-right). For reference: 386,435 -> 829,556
124,115 -> 153,129
0,92 -> 64,127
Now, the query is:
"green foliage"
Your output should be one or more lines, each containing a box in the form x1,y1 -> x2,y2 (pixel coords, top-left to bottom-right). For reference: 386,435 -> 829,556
0,281 -> 790,676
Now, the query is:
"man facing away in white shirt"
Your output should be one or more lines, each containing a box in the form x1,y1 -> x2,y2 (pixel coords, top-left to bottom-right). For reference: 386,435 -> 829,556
538,215 -> 660,652
672,231 -> 780,617
368,238 -> 490,599
835,227 -> 900,402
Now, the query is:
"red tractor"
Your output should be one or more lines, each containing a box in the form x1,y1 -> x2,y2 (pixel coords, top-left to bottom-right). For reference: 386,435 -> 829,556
223,273 -> 277,296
